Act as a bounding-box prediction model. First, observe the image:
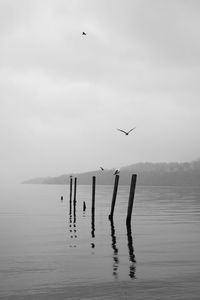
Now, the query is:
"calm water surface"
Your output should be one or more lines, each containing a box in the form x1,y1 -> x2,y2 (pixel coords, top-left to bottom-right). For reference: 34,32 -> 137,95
0,184 -> 200,297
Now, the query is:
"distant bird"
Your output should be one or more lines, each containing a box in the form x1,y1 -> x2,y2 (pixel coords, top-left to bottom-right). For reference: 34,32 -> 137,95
100,167 -> 104,171
113,169 -> 120,175
117,127 -> 136,136
82,31 -> 86,35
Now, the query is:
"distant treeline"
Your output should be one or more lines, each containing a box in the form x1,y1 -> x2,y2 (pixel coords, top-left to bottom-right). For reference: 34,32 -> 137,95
23,160 -> 200,186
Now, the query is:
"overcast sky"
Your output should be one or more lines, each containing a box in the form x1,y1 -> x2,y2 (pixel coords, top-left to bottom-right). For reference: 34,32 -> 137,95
1,0 -> 200,183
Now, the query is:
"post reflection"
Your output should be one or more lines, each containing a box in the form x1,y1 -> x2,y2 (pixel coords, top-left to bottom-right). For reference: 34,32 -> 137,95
68,196 -> 77,248
109,218 -> 119,279
73,198 -> 77,240
91,213 -> 95,248
126,224 -> 136,279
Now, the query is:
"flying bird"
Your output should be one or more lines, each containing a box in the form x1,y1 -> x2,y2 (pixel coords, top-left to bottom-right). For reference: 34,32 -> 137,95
100,167 -> 104,171
82,31 -> 86,35
113,169 -> 120,175
117,127 -> 136,136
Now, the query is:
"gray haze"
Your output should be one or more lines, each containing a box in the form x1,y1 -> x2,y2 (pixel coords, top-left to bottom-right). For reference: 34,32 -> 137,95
1,0 -> 200,183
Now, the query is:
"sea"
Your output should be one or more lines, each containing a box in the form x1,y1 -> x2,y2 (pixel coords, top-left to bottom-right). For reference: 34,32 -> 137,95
0,183 -> 200,299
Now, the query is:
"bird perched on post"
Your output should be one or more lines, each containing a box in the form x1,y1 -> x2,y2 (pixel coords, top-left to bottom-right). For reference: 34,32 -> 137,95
82,31 -> 86,36
113,169 -> 120,175
117,127 -> 136,136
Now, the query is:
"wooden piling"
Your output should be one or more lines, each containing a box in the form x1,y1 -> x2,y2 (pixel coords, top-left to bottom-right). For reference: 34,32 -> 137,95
126,174 -> 137,226
83,201 -> 86,211
70,176 -> 73,202
109,174 -> 119,220
91,176 -> 96,216
73,177 -> 77,203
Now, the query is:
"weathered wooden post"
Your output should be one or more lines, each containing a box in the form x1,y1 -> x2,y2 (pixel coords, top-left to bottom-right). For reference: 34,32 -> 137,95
109,174 -> 119,220
73,177 -> 77,203
73,178 -> 77,224
91,176 -> 96,216
126,174 -> 137,226
70,176 -> 73,202
90,176 -> 96,248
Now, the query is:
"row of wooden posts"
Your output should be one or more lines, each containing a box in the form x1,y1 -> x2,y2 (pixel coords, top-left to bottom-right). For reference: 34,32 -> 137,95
69,174 -> 137,226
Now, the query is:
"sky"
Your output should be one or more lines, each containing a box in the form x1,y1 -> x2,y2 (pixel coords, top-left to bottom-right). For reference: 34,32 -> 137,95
0,0 -> 200,183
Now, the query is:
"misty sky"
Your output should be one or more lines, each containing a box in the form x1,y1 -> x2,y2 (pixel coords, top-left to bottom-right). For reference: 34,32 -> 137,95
1,0 -> 200,182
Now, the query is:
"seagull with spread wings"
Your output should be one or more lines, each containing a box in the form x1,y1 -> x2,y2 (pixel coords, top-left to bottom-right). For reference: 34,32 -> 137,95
117,127 -> 136,136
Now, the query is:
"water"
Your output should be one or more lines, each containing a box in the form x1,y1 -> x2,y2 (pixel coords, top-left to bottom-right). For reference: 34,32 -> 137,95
0,184 -> 200,299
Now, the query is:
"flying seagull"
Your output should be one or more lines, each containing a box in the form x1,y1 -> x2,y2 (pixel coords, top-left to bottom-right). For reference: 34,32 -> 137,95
100,167 -> 104,171
113,169 -> 120,175
117,127 -> 136,136
82,32 -> 86,35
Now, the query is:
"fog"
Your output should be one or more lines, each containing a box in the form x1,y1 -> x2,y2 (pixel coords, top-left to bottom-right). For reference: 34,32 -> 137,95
1,0 -> 200,183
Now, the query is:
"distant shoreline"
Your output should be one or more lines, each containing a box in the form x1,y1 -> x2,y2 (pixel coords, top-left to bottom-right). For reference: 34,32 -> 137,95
23,160 -> 200,186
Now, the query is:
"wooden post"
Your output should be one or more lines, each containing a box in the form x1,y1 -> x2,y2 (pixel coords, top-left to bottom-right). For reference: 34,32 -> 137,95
83,201 -> 86,212
69,176 -> 73,216
73,177 -> 77,203
70,176 -> 73,202
73,177 -> 77,224
90,176 -> 96,248
91,176 -> 96,216
109,174 -> 119,220
126,174 -> 137,226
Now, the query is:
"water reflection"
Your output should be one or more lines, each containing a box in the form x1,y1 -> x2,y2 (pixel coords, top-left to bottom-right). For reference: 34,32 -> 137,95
73,198 -> 76,224
91,213 -> 95,249
68,196 -> 77,248
109,219 -> 119,279
126,224 -> 136,279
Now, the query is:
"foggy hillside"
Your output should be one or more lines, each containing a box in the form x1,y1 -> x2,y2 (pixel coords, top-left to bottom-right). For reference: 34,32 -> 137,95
24,160 -> 200,186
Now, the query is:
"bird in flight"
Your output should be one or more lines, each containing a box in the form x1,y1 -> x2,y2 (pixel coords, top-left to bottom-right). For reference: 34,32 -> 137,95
82,32 -> 86,35
117,127 -> 136,136
100,167 -> 104,171
113,169 -> 120,175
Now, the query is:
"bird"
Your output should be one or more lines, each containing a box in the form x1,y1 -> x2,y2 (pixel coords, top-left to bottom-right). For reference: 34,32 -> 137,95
100,167 -> 104,171
117,127 -> 136,136
113,169 -> 120,175
82,31 -> 86,35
